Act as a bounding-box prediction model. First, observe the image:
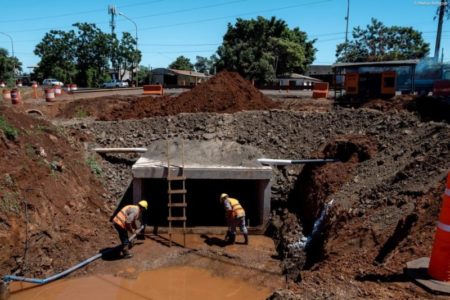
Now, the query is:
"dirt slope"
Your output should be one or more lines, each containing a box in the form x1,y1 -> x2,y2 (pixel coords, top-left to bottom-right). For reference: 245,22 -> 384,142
0,106 -> 115,278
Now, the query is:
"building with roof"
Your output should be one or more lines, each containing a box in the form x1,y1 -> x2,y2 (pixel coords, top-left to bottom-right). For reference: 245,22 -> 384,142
276,73 -> 322,89
332,59 -> 419,98
151,68 -> 211,87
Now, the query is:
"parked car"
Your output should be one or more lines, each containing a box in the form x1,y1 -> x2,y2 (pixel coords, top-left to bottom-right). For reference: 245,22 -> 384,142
102,80 -> 129,88
42,78 -> 64,87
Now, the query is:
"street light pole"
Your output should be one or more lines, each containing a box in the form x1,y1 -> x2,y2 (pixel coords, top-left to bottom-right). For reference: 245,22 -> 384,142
118,12 -> 139,87
0,31 -> 15,84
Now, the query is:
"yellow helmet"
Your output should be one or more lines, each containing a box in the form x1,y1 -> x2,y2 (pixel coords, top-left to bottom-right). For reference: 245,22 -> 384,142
138,200 -> 148,210
220,193 -> 228,202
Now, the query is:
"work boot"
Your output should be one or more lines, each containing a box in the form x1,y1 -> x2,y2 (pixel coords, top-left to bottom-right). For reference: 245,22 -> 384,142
122,248 -> 133,259
224,230 -> 231,242
227,233 -> 236,245
244,234 -> 249,245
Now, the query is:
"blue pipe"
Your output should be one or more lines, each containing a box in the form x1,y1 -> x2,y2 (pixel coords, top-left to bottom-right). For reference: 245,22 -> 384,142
2,226 -> 144,285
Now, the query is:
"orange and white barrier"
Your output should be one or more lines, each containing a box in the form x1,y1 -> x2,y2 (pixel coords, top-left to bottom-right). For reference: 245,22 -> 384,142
45,88 -> 55,102
69,83 -> 77,92
32,82 -> 38,99
10,88 -> 21,105
143,84 -> 163,95
2,89 -> 11,101
312,82 -> 329,99
428,173 -> 450,281
54,85 -> 62,96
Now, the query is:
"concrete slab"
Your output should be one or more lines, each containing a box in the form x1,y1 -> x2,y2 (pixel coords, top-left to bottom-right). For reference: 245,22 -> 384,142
406,257 -> 450,295
132,140 -> 272,180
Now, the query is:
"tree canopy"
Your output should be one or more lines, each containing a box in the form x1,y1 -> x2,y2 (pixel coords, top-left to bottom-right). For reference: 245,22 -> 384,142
194,55 -> 216,74
215,16 -> 316,83
34,23 -> 141,87
0,48 -> 22,84
335,18 -> 430,63
169,56 -> 194,70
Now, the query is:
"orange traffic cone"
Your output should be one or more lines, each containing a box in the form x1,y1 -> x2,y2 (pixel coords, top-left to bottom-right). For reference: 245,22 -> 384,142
428,172 -> 450,281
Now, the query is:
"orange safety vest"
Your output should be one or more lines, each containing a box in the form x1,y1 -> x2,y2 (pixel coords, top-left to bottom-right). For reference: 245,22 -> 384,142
113,205 -> 137,229
228,198 -> 245,218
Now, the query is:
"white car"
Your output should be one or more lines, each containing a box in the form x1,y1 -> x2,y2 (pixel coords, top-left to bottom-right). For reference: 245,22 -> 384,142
43,78 -> 64,87
102,80 -> 129,88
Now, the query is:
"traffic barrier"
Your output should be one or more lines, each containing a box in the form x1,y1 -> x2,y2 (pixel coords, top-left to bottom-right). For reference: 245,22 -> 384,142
10,88 -> 21,105
70,84 -> 77,92
31,82 -> 38,99
45,88 -> 55,102
2,89 -> 11,101
312,82 -> 329,99
428,173 -> 450,281
54,85 -> 62,96
143,84 -> 163,95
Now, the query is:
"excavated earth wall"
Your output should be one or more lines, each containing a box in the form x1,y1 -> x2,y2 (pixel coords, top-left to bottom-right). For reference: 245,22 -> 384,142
67,108 -> 449,214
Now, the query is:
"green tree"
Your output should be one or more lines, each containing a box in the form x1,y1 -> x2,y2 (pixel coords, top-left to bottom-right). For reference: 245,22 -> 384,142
34,30 -> 77,84
336,18 -> 430,62
169,56 -> 194,70
73,23 -> 111,87
34,24 -> 140,87
116,32 -> 141,81
0,48 -> 22,85
136,65 -> 151,85
215,16 -> 316,83
194,55 -> 216,74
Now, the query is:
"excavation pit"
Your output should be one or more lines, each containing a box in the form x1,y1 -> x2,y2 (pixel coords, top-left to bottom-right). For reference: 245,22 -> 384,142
131,140 -> 272,232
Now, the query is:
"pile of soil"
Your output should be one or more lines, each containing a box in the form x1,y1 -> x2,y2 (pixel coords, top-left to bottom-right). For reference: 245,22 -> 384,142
0,106 -> 115,278
100,71 -> 279,120
42,71 -> 279,121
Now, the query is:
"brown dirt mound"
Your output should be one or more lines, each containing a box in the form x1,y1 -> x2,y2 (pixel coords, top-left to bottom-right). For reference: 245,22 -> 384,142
87,71 -> 278,121
0,106 -> 115,278
44,71 -> 278,121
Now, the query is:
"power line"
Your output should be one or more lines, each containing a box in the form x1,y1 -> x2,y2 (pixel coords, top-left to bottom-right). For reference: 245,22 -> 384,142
139,0 -> 332,31
0,0 -> 162,24
130,0 -> 249,20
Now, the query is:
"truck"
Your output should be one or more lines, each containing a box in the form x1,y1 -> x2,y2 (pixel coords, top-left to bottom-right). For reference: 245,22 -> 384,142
102,80 -> 129,88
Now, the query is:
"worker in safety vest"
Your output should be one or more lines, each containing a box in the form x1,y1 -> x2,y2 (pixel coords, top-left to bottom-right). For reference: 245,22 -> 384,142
220,193 -> 248,245
112,200 -> 148,258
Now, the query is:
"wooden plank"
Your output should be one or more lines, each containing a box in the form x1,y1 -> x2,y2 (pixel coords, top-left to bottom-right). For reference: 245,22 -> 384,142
167,216 -> 187,221
168,189 -> 187,194
167,176 -> 187,181
168,203 -> 187,207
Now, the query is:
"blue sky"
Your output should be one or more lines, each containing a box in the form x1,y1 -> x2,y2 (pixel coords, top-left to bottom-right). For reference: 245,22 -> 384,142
0,0 -> 447,73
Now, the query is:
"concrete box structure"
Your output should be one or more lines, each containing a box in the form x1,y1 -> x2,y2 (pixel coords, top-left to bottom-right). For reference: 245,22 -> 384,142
131,140 -> 272,232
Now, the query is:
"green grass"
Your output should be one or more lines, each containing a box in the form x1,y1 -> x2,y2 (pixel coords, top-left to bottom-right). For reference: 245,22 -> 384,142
86,156 -> 102,176
0,116 -> 18,140
75,108 -> 89,118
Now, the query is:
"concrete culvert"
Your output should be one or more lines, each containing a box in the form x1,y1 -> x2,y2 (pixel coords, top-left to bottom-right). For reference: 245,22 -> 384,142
126,140 -> 273,231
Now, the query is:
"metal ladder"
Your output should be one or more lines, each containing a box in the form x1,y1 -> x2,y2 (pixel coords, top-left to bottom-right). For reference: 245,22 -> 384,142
166,139 -> 187,247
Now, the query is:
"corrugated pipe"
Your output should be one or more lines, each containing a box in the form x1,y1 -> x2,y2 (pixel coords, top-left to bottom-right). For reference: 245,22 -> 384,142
257,158 -> 339,165
1,226 -> 144,285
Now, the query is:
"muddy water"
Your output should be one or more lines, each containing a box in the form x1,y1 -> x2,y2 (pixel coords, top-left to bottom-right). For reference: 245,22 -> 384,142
10,265 -> 270,300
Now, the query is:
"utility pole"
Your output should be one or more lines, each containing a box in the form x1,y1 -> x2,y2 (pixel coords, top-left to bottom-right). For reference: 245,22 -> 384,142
434,0 -> 446,62
108,5 -> 117,79
345,0 -> 350,49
